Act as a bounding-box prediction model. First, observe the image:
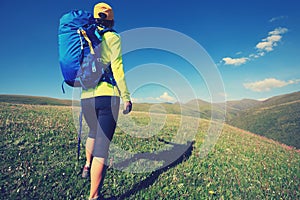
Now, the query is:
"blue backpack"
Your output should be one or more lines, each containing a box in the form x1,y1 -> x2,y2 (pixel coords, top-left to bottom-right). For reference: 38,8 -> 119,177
58,10 -> 116,92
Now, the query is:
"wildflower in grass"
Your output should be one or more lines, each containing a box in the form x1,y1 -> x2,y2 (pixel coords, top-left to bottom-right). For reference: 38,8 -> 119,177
209,190 -> 215,195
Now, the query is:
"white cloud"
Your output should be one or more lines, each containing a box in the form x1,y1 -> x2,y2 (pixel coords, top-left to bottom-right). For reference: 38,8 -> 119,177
159,92 -> 175,102
131,92 -> 175,103
249,52 -> 265,58
131,97 -> 140,103
269,27 -> 288,35
243,78 -> 300,92
221,27 -> 288,66
256,27 -> 288,52
257,97 -> 269,101
256,41 -> 274,52
222,57 -> 248,66
269,16 -> 288,23
267,34 -> 282,42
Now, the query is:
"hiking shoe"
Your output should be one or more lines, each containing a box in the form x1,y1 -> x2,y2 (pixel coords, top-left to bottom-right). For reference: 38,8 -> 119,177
82,165 -> 90,178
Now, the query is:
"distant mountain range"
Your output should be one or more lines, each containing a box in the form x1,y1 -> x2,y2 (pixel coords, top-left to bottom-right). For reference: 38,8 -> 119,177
1,91 -> 299,148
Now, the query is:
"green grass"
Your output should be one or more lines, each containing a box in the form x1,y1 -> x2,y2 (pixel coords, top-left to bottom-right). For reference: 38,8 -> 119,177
0,102 -> 299,199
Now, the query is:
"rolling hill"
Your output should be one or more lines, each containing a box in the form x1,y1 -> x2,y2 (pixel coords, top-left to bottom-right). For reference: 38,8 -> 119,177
0,94 -> 73,106
1,92 -> 299,149
224,99 -> 262,120
228,91 -> 300,149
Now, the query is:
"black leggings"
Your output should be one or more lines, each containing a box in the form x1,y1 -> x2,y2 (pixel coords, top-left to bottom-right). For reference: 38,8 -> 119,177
81,96 -> 120,158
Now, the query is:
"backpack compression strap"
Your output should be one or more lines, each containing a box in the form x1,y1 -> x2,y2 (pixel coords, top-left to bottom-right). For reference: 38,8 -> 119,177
78,29 -> 95,55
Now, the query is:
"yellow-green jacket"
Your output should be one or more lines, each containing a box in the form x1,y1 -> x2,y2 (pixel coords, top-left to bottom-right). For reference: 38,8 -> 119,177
81,29 -> 131,102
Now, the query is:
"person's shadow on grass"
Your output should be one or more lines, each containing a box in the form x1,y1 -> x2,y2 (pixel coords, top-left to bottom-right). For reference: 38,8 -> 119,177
104,139 -> 195,200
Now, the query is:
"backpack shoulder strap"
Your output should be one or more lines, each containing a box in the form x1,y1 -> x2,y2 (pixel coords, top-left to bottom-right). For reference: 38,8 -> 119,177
96,26 -> 116,35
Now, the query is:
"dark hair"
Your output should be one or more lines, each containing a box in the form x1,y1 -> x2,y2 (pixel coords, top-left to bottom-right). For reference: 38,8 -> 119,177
95,19 -> 114,28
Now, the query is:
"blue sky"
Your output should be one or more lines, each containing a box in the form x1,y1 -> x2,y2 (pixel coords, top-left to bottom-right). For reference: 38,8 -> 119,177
0,0 -> 299,103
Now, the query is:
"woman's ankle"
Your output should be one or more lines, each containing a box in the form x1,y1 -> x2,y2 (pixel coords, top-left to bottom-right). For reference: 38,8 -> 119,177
89,195 -> 98,200
85,161 -> 91,167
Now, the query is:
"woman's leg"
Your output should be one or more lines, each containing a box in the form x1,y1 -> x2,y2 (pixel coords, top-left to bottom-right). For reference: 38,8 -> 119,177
85,137 -> 95,165
81,98 -> 97,177
89,157 -> 105,199
89,96 -> 120,199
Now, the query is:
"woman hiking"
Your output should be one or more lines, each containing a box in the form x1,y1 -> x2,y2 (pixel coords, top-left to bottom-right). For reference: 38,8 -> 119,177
80,2 -> 132,200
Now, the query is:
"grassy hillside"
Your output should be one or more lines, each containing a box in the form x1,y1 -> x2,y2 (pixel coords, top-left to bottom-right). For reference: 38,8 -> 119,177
133,99 -> 218,120
262,91 -> 300,107
224,99 -> 262,120
1,102 -> 299,199
228,91 -> 300,149
226,99 -> 261,111
0,94 -> 73,106
132,101 -> 205,119
1,93 -> 299,149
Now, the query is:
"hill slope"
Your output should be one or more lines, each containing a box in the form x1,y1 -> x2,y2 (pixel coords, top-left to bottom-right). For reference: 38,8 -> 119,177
0,102 -> 299,199
0,94 -> 73,106
228,91 -> 300,149
224,99 -> 262,120
1,92 -> 299,149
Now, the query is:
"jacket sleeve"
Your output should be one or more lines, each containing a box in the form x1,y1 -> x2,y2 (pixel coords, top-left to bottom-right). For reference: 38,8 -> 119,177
107,33 -> 131,102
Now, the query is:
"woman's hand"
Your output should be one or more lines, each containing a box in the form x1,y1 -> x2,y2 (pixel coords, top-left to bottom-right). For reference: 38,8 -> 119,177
123,101 -> 132,114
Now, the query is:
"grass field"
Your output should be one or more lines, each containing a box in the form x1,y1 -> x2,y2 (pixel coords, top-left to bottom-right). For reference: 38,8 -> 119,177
0,102 -> 299,199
